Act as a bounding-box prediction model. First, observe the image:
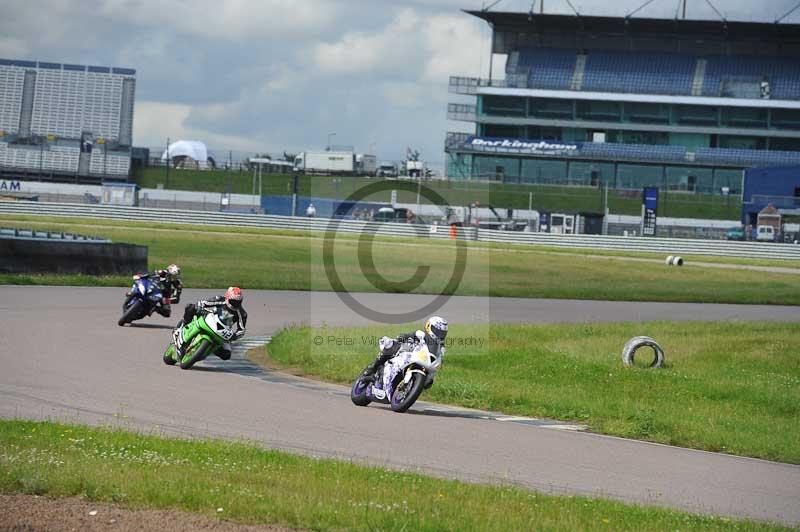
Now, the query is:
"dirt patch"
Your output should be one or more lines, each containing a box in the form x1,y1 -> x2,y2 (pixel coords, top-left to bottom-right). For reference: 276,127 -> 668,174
0,493 -> 296,532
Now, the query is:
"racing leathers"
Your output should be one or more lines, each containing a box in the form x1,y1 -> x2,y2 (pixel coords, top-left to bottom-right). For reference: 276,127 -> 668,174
124,269 -> 183,317
360,330 -> 443,383
176,296 -> 247,360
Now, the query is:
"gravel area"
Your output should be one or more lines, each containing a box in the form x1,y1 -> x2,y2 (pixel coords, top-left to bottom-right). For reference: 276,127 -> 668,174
0,494 -> 295,532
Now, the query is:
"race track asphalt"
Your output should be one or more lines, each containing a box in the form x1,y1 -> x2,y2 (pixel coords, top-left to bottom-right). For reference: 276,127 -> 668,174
1,286 -> 798,525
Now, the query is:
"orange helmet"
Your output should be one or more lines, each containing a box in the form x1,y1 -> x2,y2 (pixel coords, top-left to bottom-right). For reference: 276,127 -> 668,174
224,286 -> 243,309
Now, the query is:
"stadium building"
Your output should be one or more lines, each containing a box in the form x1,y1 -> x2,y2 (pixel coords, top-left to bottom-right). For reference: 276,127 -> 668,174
446,11 -> 800,197
0,59 -> 136,182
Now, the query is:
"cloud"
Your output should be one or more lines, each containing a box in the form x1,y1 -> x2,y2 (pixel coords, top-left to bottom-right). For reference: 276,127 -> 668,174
0,37 -> 30,58
100,0 -> 335,40
313,8 -> 422,74
134,101 -> 264,151
421,13 -> 487,83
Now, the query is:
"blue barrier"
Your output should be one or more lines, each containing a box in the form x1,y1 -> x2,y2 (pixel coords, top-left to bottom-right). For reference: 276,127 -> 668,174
260,195 -> 386,218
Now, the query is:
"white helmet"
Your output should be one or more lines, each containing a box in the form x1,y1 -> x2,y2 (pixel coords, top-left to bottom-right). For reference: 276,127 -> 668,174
167,264 -> 181,280
425,316 -> 448,342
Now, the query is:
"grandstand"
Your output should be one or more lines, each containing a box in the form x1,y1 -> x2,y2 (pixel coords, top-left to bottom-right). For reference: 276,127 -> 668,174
446,11 -> 800,197
0,59 -> 136,182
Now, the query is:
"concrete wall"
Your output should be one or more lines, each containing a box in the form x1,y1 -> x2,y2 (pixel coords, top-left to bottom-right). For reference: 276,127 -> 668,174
0,239 -> 147,275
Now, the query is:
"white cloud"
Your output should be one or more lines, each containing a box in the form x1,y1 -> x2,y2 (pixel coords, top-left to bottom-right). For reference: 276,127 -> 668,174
421,13 -> 487,83
134,101 -> 264,151
100,0 -> 335,40
313,8 -> 421,73
0,37 -> 30,58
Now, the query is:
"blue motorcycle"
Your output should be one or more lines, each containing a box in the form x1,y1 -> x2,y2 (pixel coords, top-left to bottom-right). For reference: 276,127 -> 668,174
118,276 -> 165,326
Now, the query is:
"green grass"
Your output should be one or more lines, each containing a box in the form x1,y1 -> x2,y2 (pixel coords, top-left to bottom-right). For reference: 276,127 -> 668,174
0,420 -> 784,531
135,167 -> 741,219
3,213 -> 797,270
1,215 -> 799,304
265,321 -> 800,464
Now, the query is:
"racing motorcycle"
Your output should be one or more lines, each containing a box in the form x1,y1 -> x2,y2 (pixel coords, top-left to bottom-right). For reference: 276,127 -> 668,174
162,307 -> 239,370
118,276 -> 165,326
350,340 -> 443,413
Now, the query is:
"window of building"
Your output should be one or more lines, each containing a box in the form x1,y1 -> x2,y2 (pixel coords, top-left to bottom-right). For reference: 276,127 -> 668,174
576,100 -> 622,122
616,164 -> 663,189
675,105 -> 719,126
771,109 -> 800,131
713,169 -> 742,194
619,130 -> 669,145
519,159 -> 568,184
720,107 -> 768,129
719,136 -> 766,150
529,98 -> 573,120
623,102 -> 670,124
482,124 -> 525,138
665,167 -> 713,193
769,137 -> 800,151
482,95 -> 526,117
473,155 -> 520,181
526,126 -> 562,141
568,162 -> 616,187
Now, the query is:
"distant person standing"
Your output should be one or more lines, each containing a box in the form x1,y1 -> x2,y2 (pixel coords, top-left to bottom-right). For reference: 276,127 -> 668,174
306,203 -> 317,218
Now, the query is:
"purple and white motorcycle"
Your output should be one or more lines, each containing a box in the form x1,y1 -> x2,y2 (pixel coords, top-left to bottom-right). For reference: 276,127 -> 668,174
350,340 -> 443,413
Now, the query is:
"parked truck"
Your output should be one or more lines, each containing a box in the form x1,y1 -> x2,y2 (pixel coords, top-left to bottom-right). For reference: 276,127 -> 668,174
377,161 -> 398,177
355,154 -> 377,176
405,160 -> 424,178
293,151 -> 354,174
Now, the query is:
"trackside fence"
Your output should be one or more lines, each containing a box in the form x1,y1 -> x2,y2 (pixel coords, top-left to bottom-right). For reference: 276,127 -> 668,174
1,200 -> 799,261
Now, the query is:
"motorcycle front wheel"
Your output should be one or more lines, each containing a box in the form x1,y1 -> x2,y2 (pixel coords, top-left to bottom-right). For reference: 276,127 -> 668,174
118,300 -> 145,326
390,372 -> 425,413
179,339 -> 212,370
350,376 -> 371,406
163,344 -> 177,366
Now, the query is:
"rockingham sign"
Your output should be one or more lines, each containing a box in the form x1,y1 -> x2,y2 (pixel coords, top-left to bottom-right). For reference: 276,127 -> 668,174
0,180 -> 22,192
466,136 -> 579,155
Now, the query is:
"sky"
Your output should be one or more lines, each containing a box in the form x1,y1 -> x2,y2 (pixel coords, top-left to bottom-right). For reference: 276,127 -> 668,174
2,0 -> 798,170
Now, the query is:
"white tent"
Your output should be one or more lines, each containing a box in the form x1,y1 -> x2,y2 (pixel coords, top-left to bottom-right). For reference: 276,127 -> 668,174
161,140 -> 212,169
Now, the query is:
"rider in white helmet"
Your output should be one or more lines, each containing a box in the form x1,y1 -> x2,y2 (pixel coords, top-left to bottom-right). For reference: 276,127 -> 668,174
361,316 -> 448,383
125,263 -> 183,317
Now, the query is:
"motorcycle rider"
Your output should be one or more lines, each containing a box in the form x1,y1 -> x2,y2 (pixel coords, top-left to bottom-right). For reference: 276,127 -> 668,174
360,316 -> 448,384
174,286 -> 247,361
124,264 -> 182,317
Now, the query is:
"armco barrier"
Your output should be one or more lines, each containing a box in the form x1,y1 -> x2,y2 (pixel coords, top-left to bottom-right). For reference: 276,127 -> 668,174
1,200 -> 799,261
1,237 -> 147,275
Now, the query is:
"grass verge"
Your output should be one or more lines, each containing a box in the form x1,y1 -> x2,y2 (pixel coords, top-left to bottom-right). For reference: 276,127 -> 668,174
265,321 -> 800,464
1,215 -> 798,304
134,168 -> 741,219
0,420 -> 783,531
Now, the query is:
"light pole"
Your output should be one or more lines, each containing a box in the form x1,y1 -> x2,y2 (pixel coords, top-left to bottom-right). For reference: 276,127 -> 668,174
165,137 -> 170,188
327,132 -> 336,151
333,177 -> 341,201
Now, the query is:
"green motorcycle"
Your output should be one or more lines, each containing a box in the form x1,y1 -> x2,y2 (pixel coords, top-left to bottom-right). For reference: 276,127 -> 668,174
163,308 -> 240,370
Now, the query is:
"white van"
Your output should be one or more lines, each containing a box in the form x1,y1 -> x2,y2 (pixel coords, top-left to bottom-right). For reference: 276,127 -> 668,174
756,225 -> 775,242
